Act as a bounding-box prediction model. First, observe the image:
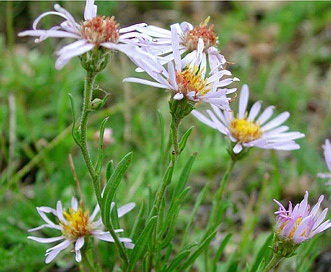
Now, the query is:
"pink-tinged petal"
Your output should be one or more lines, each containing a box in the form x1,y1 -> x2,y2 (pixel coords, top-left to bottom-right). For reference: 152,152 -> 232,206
84,0 -> 97,20
238,85 -> 249,119
311,220 -> 331,236
28,235 -> 65,243
312,208 -> 328,230
281,218 -> 297,238
118,203 -> 136,218
310,195 -> 324,217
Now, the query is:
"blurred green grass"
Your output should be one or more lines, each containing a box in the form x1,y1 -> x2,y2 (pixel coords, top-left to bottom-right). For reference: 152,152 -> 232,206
1,1 -> 331,271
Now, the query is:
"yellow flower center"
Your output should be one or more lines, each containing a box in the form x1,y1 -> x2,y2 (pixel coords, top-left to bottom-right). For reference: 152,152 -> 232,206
279,217 -> 307,239
229,118 -> 262,143
181,17 -> 218,52
175,65 -> 211,98
61,208 -> 91,240
81,16 -> 119,45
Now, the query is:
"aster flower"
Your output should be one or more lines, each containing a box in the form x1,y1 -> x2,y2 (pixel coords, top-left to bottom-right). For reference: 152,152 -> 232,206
192,84 -> 304,154
18,0 -> 147,69
273,191 -> 331,244
318,139 -> 331,185
28,197 -> 135,264
136,17 -> 227,72
123,29 -> 238,111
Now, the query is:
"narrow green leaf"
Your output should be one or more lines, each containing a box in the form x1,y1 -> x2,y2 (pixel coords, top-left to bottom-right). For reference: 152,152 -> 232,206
160,187 -> 190,249
105,160 -> 114,182
179,126 -> 194,152
181,182 -> 209,247
102,152 -> 133,226
130,201 -> 146,240
161,244 -> 173,271
68,93 -> 81,147
179,230 -> 217,271
128,216 -> 157,272
250,233 -> 273,272
164,250 -> 191,272
172,153 -> 196,201
212,233 -> 233,272
94,117 -> 109,175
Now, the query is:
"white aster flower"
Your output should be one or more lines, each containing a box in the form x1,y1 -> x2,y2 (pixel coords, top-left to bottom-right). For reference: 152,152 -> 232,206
123,29 -> 238,111
274,191 -> 331,244
18,0 -> 147,69
318,139 -> 331,185
192,84 -> 305,154
28,197 -> 135,264
136,17 -> 227,72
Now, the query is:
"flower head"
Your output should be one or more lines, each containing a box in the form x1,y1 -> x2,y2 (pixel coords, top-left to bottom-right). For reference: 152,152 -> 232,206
318,139 -> 331,185
18,0 -> 147,69
136,17 -> 226,71
273,191 -> 331,244
123,31 -> 238,111
192,84 -> 304,154
28,197 -> 135,263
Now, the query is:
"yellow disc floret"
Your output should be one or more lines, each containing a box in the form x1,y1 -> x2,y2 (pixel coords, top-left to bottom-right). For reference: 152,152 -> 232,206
175,65 -> 211,98
279,217 -> 306,240
61,208 -> 91,240
229,118 -> 262,143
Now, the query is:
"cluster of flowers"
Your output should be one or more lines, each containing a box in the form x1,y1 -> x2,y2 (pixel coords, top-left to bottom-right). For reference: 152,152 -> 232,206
20,0 -> 331,264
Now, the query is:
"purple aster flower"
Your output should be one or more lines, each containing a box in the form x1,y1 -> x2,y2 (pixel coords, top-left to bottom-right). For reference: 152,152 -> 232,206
274,191 -> 331,244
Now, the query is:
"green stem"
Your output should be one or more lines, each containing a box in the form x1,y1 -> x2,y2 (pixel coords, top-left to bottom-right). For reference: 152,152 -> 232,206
170,115 -> 181,156
78,70 -> 102,206
262,253 -> 283,272
147,114 -> 181,271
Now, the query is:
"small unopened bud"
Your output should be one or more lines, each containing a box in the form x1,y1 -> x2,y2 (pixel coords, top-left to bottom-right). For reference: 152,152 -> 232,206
91,98 -> 103,110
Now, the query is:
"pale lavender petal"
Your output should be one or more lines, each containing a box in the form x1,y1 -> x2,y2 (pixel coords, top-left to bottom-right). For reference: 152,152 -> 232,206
238,85 -> 249,119
28,235 -> 65,243
84,0 -> 97,20
118,203 -> 136,217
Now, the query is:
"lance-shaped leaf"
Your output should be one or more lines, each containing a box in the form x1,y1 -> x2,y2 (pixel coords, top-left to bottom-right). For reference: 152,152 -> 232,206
128,216 -> 157,272
102,152 -> 133,226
